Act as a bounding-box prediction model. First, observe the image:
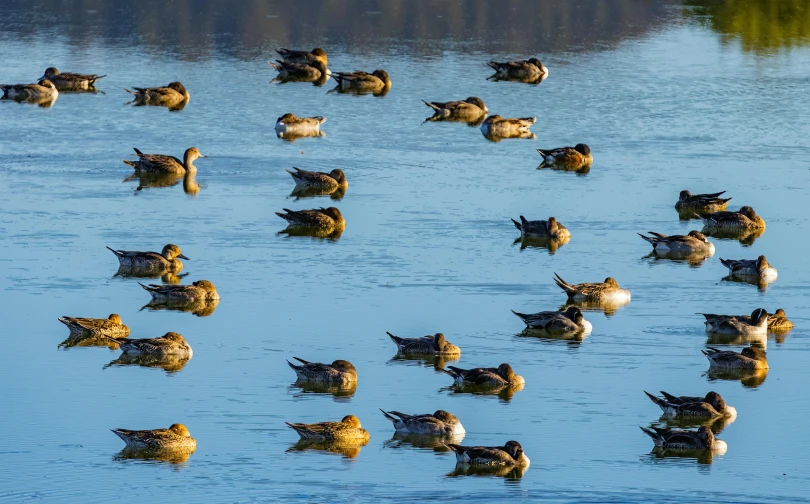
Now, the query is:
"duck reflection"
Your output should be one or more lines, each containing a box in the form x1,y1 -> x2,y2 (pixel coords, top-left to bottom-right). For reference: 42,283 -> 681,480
447,463 -> 528,480
642,250 -> 713,267
721,274 -> 771,292
647,447 -> 720,465
286,438 -> 368,459
706,333 -> 766,349
113,446 -> 195,464
103,353 -> 191,374
442,382 -> 524,402
537,162 -> 590,175
123,171 -> 202,196
1,93 -> 58,108
706,368 -> 768,388
289,379 -> 357,399
58,333 -> 122,350
701,227 -> 764,246
384,432 -> 463,452
641,425 -> 726,465
424,113 -> 486,127
657,415 -> 735,435
275,130 -> 326,142
486,73 -> 548,86
270,73 -> 330,87
388,352 -> 458,371
558,300 -> 629,318
513,235 -> 569,254
288,185 -> 346,201
140,298 -> 219,317
481,130 -> 536,143
278,226 -> 343,240
114,266 -> 188,285
676,208 -> 704,221
516,327 -> 589,345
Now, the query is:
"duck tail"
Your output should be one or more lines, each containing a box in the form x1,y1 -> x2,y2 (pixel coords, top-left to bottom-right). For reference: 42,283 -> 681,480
422,99 -> 440,112
124,88 -> 135,95
292,356 -> 310,365
386,331 -> 403,346
659,391 -> 680,402
446,443 -> 463,453
57,317 -> 70,326
719,258 -> 732,269
379,409 -> 398,423
536,148 -> 549,157
639,426 -> 658,441
138,282 -> 157,292
644,391 -> 668,410
286,360 -> 299,371
122,159 -> 137,168
511,218 -> 522,231
553,272 -> 574,294
106,246 -> 123,257
268,61 -> 281,71
93,74 -> 107,82
485,61 -> 499,71
638,233 -> 655,244
511,310 -> 530,323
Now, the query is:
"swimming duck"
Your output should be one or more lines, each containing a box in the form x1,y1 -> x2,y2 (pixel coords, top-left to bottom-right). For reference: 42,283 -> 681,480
442,363 -> 524,388
675,190 -> 731,213
700,309 -> 768,336
537,144 -> 592,169
287,357 -> 357,384
286,415 -> 369,441
39,67 -> 105,90
638,231 -> 715,255
1,79 -> 58,100
122,147 -> 206,174
108,331 -> 193,358
274,113 -> 327,135
640,426 -> 726,453
333,70 -> 391,93
107,244 -> 188,271
702,345 -> 769,370
422,97 -> 488,119
111,424 -> 196,451
644,391 -> 737,419
275,207 -> 345,231
767,309 -> 794,332
447,440 -> 530,466
57,314 -> 130,337
720,256 -> 777,282
140,280 -> 219,302
286,167 -> 347,191
701,206 -> 765,230
480,115 -> 536,136
553,273 -> 631,303
487,58 -> 548,79
276,47 -> 328,67
380,410 -> 465,436
511,216 -> 570,240
511,306 -> 592,334
269,60 -> 330,82
125,81 -> 190,107
386,332 -> 461,355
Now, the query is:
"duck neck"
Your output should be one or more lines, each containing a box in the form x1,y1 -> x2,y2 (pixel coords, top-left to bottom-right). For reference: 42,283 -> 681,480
183,154 -> 198,174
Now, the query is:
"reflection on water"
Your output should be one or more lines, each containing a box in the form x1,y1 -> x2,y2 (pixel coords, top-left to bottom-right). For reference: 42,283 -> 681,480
384,432 -> 463,452
288,185 -> 346,201
58,333 -> 120,350
114,266 -> 188,285
276,130 -> 325,142
278,226 -> 344,240
516,328 -> 589,346
103,353 -> 191,374
702,227 -> 764,247
706,333 -> 767,349
1,94 -> 57,108
647,447 -> 721,466
114,446 -> 195,465
388,352 -> 457,371
642,251 -> 712,267
656,415 -> 736,435
721,274 -> 772,292
289,379 -> 357,400
140,298 -> 219,317
537,162 -> 591,176
513,235 -> 569,254
443,382 -> 525,402
447,463 -> 528,480
706,368 -> 769,388
559,299 -> 630,319
123,171 -> 202,197
287,438 -> 369,459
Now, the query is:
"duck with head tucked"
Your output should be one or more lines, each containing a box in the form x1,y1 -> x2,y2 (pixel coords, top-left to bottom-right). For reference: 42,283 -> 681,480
286,415 -> 369,441
447,440 -> 530,467
276,47 -> 328,67
640,425 -> 726,453
286,167 -> 347,192
140,279 -> 219,302
386,332 -> 461,356
287,357 -> 357,385
270,60 -> 330,85
108,331 -> 193,358
644,391 -> 737,419
512,306 -> 592,334
487,58 -> 548,80
123,147 -> 206,174
720,256 -> 777,282
112,423 -> 196,452
480,115 -> 536,139
639,231 -> 715,256
767,309 -> 794,332
700,309 -> 769,336
333,69 -> 391,94
1,79 -> 58,102
423,97 -> 488,122
703,345 -> 769,370
442,363 -> 524,388
675,190 -> 731,213
40,67 -> 105,91
380,410 -> 465,436
58,313 -> 129,338
554,273 -> 631,304
107,244 -> 188,272
537,144 -> 592,169
701,206 -> 765,230
512,216 -> 570,241
274,113 -> 327,137
276,207 -> 345,231
125,81 -> 190,109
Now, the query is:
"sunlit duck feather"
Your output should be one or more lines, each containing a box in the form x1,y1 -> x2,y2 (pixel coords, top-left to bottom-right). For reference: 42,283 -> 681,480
274,113 -> 327,134
140,280 -> 219,302
269,59 -> 330,80
639,231 -> 715,255
275,207 -> 345,230
125,81 -> 190,105
767,309 -> 794,331
640,426 -> 726,452
286,415 -> 369,441
675,190 -> 731,212
107,244 -> 188,271
286,167 -> 347,190
644,391 -> 737,419
122,147 -> 206,174
720,255 -> 777,281
58,314 -> 129,337
386,332 -> 461,355
287,357 -> 357,384
487,58 -> 548,78
276,47 -> 328,67
422,97 -> 488,118
447,440 -> 530,466
700,309 -> 768,336
108,332 -> 192,358
480,115 -> 536,135
333,70 -> 391,92
511,216 -> 570,240
112,424 -> 196,450
512,306 -> 592,333
1,79 -> 58,100
380,410 -> 465,436
702,346 -> 769,370
40,67 -> 105,90
537,144 -> 592,168
701,206 -> 765,230
442,363 -> 524,387
554,273 -> 631,303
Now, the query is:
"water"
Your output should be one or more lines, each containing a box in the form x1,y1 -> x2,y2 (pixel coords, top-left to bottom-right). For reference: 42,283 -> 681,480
2,1 -> 810,502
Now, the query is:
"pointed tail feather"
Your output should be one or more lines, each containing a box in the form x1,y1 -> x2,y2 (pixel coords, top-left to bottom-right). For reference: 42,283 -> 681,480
511,310 -> 530,323
386,332 -> 403,346
639,426 -> 658,440
379,409 -> 398,423
122,160 -> 137,168
422,99 -> 440,112
106,246 -> 123,257
292,357 -> 310,365
644,391 -> 668,410
511,218 -> 522,231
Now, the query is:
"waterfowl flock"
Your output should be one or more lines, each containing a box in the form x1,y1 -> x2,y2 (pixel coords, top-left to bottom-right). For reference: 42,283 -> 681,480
15,43 -> 791,473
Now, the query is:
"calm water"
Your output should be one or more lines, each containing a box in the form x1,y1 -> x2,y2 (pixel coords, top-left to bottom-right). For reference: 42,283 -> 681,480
2,1 -> 810,502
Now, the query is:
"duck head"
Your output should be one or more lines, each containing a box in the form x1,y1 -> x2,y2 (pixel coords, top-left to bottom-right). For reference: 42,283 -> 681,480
40,67 -> 59,80
546,217 -> 559,235
192,280 -> 217,292
331,360 -> 357,374
37,79 -> 56,89
168,81 -> 189,97
432,410 -> 460,424
756,255 -> 770,270
503,440 -> 524,459
340,415 -> 362,428
169,423 -> 192,436
161,244 -> 189,261
108,314 -> 123,323
465,96 -> 487,113
321,207 -> 344,222
328,169 -> 347,185
497,363 -> 517,381
739,206 -> 758,219
604,277 -> 620,288
372,69 -> 391,86
574,143 -> 591,156
750,308 -> 768,324
678,190 -> 692,202
741,346 -> 767,361
688,230 -> 709,242
162,332 -> 186,342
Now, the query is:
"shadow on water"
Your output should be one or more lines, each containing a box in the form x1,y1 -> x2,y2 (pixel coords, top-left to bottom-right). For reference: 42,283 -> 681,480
286,438 -> 368,459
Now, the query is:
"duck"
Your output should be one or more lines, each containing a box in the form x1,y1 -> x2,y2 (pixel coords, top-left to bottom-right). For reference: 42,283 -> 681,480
720,255 -> 777,281
122,147 -> 206,174
287,357 -> 357,384
447,440 -> 530,466
701,206 -> 766,230
702,345 -> 769,370
107,244 -> 188,271
275,207 -> 345,231
1,79 -> 58,100
274,113 -> 327,135
333,70 -> 391,93
286,167 -> 347,191
442,363 -> 524,388
480,115 -> 536,136
422,97 -> 488,119
57,314 -> 130,337
675,190 -> 731,213
511,216 -> 570,240
108,332 -> 193,358
139,280 -> 220,302
39,67 -> 105,90
125,81 -> 190,106
640,425 -> 726,452
553,273 -> 631,303
537,144 -> 592,169
269,60 -> 330,81
286,415 -> 369,441
111,424 -> 196,451
638,231 -> 715,255
487,58 -> 548,79
644,391 -> 737,419
700,309 -> 769,336
767,309 -> 794,332
386,332 -> 461,355
511,306 -> 592,334
380,410 -> 465,436
276,47 -> 328,67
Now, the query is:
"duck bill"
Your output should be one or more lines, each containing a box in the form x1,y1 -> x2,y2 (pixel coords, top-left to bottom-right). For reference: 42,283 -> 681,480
178,254 -> 190,260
